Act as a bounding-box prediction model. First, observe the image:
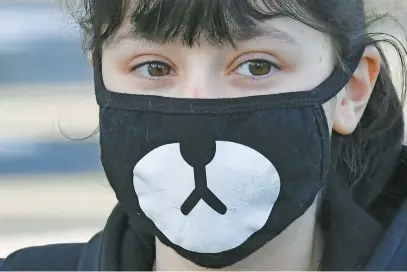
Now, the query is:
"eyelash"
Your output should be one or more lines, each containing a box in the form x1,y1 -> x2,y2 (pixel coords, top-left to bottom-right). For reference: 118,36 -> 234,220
130,61 -> 173,80
130,59 -> 281,81
232,58 -> 281,82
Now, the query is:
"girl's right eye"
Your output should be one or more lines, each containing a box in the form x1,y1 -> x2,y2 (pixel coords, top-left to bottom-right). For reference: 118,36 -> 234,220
132,61 -> 175,79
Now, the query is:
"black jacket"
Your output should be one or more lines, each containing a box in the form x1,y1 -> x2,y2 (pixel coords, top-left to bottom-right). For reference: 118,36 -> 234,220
1,149 -> 407,271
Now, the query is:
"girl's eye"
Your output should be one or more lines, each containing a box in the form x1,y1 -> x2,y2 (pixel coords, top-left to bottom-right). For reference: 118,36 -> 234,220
132,61 -> 174,78
235,60 -> 278,77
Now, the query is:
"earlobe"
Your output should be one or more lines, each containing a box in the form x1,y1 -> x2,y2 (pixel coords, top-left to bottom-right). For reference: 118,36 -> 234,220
333,46 -> 381,135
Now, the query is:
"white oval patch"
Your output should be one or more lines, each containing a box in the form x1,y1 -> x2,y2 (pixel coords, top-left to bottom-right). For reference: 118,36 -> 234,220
133,141 -> 281,253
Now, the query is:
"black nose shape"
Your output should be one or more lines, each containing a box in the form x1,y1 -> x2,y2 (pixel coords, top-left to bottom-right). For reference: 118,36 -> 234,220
180,139 -> 216,167
179,139 -> 227,215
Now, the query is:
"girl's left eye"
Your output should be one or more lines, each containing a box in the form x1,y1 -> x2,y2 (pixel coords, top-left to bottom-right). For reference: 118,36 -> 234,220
234,60 -> 279,77
132,61 -> 174,78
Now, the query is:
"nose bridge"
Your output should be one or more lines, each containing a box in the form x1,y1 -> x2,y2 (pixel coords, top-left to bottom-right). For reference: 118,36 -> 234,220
181,50 -> 220,99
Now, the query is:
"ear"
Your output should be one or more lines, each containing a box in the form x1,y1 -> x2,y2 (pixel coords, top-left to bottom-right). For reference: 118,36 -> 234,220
333,46 -> 381,135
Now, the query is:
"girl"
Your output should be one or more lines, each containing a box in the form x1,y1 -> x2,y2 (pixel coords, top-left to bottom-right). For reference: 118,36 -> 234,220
1,0 -> 407,270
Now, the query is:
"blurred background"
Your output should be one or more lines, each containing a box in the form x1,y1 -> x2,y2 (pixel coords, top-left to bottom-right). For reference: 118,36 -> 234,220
0,0 -> 116,257
0,0 -> 407,258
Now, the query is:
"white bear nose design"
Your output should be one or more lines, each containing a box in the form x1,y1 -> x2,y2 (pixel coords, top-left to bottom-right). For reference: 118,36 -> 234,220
133,141 -> 281,253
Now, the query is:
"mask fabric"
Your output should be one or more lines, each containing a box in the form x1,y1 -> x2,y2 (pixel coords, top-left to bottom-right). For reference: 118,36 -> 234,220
94,47 -> 364,268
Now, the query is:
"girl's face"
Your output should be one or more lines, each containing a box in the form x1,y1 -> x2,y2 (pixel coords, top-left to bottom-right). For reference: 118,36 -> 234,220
100,4 -> 380,136
96,3 -> 381,268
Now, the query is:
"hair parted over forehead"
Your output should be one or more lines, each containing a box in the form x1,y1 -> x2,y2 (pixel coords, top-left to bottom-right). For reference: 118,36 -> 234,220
75,0 -> 365,57
128,0 -> 364,47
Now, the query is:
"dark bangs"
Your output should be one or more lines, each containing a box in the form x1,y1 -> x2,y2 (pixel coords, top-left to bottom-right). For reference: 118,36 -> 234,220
130,0 -> 302,46
72,0 -> 365,57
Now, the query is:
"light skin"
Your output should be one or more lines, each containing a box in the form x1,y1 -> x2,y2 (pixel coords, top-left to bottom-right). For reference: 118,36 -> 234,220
94,6 -> 381,271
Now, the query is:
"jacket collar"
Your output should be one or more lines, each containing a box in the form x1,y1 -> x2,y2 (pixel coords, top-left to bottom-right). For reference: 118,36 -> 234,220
365,199 -> 407,270
78,199 -> 407,271
78,148 -> 407,271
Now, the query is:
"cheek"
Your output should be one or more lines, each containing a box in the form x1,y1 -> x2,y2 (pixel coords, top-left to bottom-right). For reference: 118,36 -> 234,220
101,50 -> 129,93
101,53 -> 115,89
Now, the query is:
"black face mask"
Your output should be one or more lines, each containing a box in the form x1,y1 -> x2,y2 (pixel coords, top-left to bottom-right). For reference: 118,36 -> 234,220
94,47 -> 364,269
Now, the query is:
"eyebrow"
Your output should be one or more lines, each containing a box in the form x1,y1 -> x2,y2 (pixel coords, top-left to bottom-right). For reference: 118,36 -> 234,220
109,25 -> 299,48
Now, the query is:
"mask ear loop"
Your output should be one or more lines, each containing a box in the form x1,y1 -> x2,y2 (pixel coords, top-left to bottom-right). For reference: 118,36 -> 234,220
311,46 -> 366,104
313,46 -> 365,236
92,43 -> 115,109
91,44 -> 117,138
